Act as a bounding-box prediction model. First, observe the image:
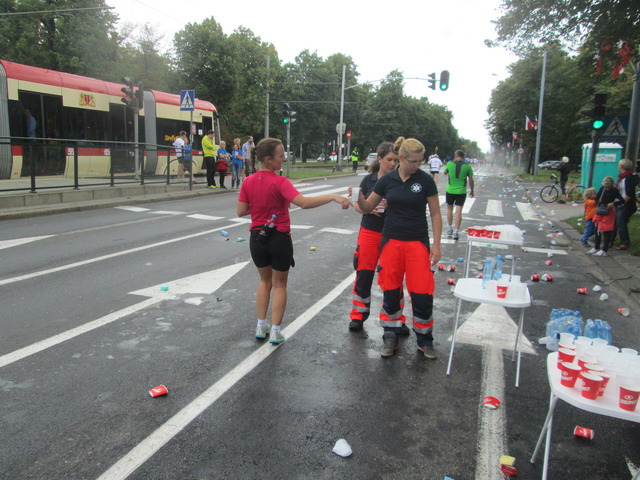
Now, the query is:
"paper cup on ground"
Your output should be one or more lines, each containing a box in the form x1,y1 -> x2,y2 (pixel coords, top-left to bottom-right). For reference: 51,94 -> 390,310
482,396 -> 501,409
332,438 -> 353,457
496,283 -> 508,299
580,372 -> 603,400
577,288 -> 587,295
618,308 -> 630,317
560,362 -> 582,388
619,385 -> 640,411
593,285 -> 602,292
149,385 -> 168,397
599,293 -> 609,301
349,186 -> 360,199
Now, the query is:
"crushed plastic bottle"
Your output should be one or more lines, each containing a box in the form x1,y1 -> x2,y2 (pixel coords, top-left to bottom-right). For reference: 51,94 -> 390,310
492,255 -> 503,280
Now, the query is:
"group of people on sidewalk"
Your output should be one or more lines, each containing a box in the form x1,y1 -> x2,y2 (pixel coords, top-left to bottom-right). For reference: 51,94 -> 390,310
174,133 -> 256,189
581,158 -> 639,257
235,136 -> 476,359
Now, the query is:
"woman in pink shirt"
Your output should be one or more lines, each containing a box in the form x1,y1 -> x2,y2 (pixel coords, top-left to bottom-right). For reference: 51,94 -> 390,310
237,138 -> 351,344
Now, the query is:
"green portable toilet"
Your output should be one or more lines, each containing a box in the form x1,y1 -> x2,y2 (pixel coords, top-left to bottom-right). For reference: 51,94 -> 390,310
581,142 -> 623,188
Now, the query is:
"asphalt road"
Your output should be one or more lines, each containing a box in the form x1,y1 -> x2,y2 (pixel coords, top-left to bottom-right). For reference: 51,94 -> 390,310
1,165 -> 639,480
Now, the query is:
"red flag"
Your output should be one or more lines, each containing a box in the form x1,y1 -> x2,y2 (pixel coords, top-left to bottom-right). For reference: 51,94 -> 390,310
525,115 -> 535,131
512,131 -> 520,142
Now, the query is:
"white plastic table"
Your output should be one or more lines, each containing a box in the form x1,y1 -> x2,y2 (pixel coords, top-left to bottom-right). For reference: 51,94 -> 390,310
530,353 -> 640,480
446,277 -> 531,387
461,233 -> 524,278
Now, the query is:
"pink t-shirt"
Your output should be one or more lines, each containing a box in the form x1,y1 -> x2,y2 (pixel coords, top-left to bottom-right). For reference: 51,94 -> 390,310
238,170 -> 300,233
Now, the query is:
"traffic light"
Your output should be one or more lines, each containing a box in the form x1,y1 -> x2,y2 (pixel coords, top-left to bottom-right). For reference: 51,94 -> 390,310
439,70 -> 450,91
580,93 -> 607,131
135,81 -> 144,110
121,77 -> 135,108
282,103 -> 290,124
427,72 -> 436,90
289,109 -> 297,124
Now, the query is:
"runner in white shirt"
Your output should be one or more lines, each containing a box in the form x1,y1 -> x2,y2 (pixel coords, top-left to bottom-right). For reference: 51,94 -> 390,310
428,154 -> 443,183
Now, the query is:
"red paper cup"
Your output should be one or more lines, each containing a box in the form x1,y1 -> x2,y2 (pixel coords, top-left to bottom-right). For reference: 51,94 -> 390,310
496,284 -> 508,299
577,356 -> 597,370
531,274 -> 540,282
493,231 -> 501,239
149,385 -> 168,397
542,274 -> 554,282
480,229 -> 489,237
468,228 -> 477,237
577,288 -> 587,295
447,265 -> 456,272
619,385 -> 640,411
560,362 -> 582,387
596,372 -> 611,397
558,348 -> 576,367
574,426 -> 594,440
437,264 -> 445,271
580,372 -> 603,400
558,342 -> 576,351
447,278 -> 456,285
482,396 -> 501,409
500,464 -> 518,476
618,308 -> 630,317
584,363 -> 604,374
545,260 -> 553,265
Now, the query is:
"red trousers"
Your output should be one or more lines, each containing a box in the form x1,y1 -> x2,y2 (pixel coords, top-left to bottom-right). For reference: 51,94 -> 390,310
350,228 -> 381,321
378,238 -> 434,341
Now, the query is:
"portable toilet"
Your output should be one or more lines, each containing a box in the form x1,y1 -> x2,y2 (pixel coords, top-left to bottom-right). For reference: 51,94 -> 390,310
581,142 -> 623,188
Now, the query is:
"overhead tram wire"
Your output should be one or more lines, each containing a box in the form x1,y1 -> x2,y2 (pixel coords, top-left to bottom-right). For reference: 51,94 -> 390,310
0,6 -> 114,16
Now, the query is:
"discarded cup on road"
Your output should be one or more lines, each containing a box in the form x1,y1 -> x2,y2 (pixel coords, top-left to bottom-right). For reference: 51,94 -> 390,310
577,288 -> 587,295
593,285 -> 602,292
618,308 -> 630,317
574,426 -> 594,440
438,264 -> 446,271
531,274 -> 541,282
599,293 -> 609,301
619,385 -> 640,411
220,230 -> 230,238
447,278 -> 456,285
447,265 -> 456,272
545,260 -> 553,265
542,274 -> 554,282
149,385 -> 168,397
482,396 -> 501,409
332,438 -> 353,457
499,455 -> 517,476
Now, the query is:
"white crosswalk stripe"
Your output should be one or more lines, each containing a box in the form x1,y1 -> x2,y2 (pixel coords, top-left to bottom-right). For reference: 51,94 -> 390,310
485,199 -> 503,217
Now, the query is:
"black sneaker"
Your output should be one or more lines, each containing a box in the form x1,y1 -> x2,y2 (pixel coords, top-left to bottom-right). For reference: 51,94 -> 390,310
417,345 -> 438,359
348,320 -> 364,331
380,332 -> 398,357
558,200 -> 566,204
399,323 -> 411,336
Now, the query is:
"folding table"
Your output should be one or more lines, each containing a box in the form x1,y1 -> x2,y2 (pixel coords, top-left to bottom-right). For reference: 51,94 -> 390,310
531,352 -> 640,480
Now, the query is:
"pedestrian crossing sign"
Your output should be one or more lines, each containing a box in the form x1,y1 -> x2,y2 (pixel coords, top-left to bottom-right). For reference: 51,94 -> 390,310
180,90 -> 195,111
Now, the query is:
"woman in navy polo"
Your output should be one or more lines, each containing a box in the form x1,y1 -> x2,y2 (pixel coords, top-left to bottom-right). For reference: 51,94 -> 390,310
357,137 -> 442,358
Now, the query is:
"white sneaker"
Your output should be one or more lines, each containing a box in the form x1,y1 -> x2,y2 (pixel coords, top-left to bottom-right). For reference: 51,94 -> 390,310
587,248 -> 597,254
453,230 -> 459,240
255,323 -> 270,339
447,226 -> 453,237
593,250 -> 607,257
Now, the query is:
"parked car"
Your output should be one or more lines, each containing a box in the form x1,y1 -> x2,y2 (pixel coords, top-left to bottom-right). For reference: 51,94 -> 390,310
538,160 -> 561,170
365,153 -> 377,167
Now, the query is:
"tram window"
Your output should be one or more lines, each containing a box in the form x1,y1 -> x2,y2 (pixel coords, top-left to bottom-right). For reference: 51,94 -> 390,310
17,92 -> 43,139
157,118 -> 189,146
42,95 -> 62,140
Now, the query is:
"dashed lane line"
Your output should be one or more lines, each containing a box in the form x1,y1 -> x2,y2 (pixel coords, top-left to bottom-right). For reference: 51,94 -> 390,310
97,272 -> 356,480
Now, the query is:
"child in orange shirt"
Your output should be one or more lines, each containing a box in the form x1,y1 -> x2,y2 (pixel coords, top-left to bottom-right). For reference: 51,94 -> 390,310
581,187 -> 597,247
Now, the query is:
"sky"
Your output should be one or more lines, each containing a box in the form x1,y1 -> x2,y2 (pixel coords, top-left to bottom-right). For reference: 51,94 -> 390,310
107,0 -> 519,151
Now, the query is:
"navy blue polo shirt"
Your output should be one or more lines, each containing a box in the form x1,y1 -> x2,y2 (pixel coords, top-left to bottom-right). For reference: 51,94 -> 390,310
359,172 -> 385,232
373,168 -> 438,241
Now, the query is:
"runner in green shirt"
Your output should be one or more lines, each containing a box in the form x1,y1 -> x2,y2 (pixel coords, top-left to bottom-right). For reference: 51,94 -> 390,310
444,150 -> 474,240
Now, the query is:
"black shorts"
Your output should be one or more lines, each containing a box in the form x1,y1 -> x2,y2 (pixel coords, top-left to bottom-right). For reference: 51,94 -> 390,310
177,156 -> 189,165
430,170 -> 439,175
446,192 -> 467,207
249,229 -> 295,272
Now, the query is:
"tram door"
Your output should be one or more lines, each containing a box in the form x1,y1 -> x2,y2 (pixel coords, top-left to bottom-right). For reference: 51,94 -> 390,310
109,104 -> 133,173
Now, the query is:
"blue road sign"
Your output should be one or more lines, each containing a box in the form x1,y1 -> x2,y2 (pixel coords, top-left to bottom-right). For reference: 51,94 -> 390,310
180,90 -> 195,111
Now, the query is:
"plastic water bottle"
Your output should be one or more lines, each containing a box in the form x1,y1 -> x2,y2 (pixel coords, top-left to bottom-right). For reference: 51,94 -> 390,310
257,214 -> 277,243
492,255 -> 503,280
584,319 -> 596,339
481,259 -> 493,289
602,321 -> 612,344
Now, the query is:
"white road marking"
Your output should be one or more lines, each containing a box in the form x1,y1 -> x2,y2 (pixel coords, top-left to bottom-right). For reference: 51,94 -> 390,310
0,263 -> 248,369
228,217 -> 252,224
0,222 -> 246,287
319,227 -> 355,235
296,184 -> 332,192
186,214 -> 224,221
516,202 -> 539,221
522,247 -> 568,256
485,199 -> 503,217
305,187 -> 347,197
290,225 -> 314,230
149,210 -> 183,215
0,235 -> 55,251
115,206 -> 150,213
439,195 -> 446,206
97,272 -> 356,480
462,197 -> 476,214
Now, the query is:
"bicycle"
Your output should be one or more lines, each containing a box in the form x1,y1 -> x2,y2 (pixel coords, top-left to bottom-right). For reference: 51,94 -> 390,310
539,174 -> 586,203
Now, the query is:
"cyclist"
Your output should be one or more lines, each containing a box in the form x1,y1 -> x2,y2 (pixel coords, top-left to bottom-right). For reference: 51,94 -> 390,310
557,156 -> 571,204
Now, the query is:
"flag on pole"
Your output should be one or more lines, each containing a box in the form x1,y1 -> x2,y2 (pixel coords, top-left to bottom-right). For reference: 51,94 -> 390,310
512,131 -> 520,142
525,115 -> 537,131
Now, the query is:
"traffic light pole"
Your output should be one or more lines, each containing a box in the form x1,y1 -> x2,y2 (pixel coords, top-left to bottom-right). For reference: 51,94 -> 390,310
587,131 -> 602,188
337,65 -> 346,172
533,50 -> 547,177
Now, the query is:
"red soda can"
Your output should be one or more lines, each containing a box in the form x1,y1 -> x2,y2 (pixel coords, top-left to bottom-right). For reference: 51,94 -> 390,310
447,278 -> 456,285
573,426 -> 594,440
531,274 -> 540,282
577,288 -> 587,295
542,274 -> 554,282
447,265 -> 456,272
437,264 -> 445,271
